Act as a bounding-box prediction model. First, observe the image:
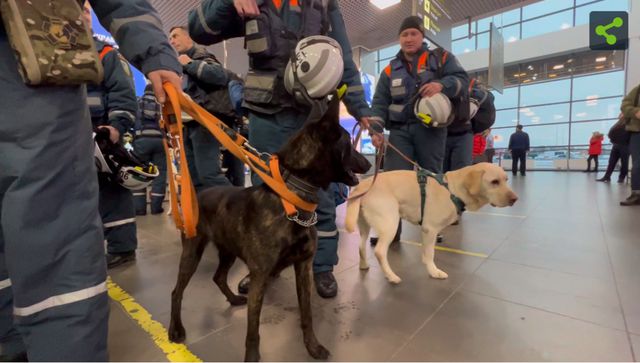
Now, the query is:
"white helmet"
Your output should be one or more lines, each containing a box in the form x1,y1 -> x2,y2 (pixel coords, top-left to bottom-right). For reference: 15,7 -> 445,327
93,131 -> 159,190
414,93 -> 453,128
284,35 -> 344,100
469,98 -> 480,120
117,164 -> 160,190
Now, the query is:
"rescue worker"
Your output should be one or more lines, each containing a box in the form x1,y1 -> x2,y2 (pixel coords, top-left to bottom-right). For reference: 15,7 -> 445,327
188,0 -> 382,298
169,26 -> 240,191
369,16 -> 469,245
84,3 -> 140,269
0,0 -> 181,360
133,84 -> 168,215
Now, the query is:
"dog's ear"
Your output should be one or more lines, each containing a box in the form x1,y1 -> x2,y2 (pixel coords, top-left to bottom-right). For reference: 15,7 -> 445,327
463,169 -> 485,196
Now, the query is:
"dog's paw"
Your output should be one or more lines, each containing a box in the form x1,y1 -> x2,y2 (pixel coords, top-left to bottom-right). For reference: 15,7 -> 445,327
308,343 -> 330,360
359,262 -> 370,270
387,275 -> 402,284
428,268 -> 448,279
228,295 -> 248,306
168,324 -> 186,343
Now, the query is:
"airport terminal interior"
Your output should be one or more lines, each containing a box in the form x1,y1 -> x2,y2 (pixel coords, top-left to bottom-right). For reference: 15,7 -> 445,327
3,0 -> 640,361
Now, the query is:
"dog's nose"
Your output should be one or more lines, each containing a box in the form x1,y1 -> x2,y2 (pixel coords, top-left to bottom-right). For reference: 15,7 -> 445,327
509,194 -> 518,206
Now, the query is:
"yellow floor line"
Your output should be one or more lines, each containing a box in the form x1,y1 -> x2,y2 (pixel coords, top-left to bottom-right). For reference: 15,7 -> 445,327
399,240 -> 489,258
107,277 -> 202,362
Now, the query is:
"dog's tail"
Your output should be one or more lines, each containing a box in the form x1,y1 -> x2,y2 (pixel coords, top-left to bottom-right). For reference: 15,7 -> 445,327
345,179 -> 372,233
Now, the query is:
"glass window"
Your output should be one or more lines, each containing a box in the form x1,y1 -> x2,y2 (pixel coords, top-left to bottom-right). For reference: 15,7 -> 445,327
526,123 -> 570,147
491,128 -> 515,149
378,44 -> 400,60
452,24 -> 468,40
570,120 -> 616,145
522,10 -> 573,39
502,24 -> 520,43
518,103 -> 570,126
576,0 -> 599,5
575,0 -> 629,26
500,8 -> 521,26
494,109 -> 519,128
572,71 -> 625,101
493,86 -> 519,109
477,17 -> 493,33
477,32 -> 490,50
572,96 -> 623,121
451,37 -> 475,55
522,0 -> 573,20
520,79 -> 571,107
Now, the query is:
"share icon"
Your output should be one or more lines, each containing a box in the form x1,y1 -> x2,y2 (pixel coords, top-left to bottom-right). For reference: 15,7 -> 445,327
590,11 -> 628,50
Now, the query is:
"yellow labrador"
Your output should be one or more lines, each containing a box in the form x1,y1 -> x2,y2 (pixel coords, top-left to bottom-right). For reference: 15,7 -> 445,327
345,163 -> 518,284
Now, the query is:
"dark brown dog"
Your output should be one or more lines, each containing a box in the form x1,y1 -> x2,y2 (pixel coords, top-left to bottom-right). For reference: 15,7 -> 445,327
168,95 -> 371,361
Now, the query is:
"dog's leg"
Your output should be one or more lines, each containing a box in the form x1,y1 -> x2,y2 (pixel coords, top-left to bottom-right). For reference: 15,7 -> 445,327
245,273 -> 268,362
421,229 -> 448,279
357,217 -> 371,270
294,259 -> 330,360
213,248 -> 247,306
374,215 -> 402,284
169,234 -> 207,343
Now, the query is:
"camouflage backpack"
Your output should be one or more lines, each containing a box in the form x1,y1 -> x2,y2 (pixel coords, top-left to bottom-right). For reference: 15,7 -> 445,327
0,0 -> 103,85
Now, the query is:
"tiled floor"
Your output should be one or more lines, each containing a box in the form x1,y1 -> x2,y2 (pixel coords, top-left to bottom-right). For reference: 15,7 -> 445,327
108,172 -> 639,361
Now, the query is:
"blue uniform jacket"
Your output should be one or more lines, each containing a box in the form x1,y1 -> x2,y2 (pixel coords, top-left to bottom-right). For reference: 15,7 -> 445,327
187,0 -> 371,120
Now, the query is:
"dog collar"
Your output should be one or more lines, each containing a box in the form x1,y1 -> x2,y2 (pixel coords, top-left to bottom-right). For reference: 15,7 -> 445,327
269,157 -> 319,227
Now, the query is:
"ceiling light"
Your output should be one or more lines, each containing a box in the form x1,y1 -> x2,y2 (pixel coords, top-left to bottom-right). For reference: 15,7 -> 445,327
508,36 -> 517,42
553,64 -> 564,70
567,58 -> 574,63
514,74 -> 521,77
576,112 -> 588,117
553,114 -> 564,120
519,108 -> 530,113
586,95 -> 599,100
464,48 -> 471,53
560,23 -> 571,29
526,112 -> 535,117
596,57 -> 607,62
527,65 -> 533,70
548,73 -> 557,78
370,0 -> 400,9
595,65 -> 605,69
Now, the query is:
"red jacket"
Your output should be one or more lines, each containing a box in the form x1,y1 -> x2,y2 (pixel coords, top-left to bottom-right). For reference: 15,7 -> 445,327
588,135 -> 604,155
473,134 -> 487,157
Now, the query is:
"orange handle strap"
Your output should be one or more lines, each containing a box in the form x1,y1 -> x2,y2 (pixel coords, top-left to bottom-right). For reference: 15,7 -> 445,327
160,83 -> 317,237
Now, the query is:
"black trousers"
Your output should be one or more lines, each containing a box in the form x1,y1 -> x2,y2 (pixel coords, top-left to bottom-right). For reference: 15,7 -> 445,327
587,155 -> 599,171
511,149 -> 527,175
602,144 -> 630,180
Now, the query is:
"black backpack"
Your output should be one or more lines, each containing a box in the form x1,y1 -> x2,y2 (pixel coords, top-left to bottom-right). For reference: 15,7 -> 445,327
469,78 -> 496,134
432,48 -> 470,129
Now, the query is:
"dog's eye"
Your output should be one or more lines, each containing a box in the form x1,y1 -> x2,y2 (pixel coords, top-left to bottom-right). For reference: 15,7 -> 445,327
491,180 -> 500,186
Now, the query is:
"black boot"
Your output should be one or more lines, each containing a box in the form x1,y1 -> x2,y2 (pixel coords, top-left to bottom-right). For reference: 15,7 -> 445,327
106,251 -> 136,269
314,271 -> 338,298
620,193 -> 640,206
596,177 -> 610,182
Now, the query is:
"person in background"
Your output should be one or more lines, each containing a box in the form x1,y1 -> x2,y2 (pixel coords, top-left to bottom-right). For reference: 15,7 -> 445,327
620,83 -> 640,206
508,124 -> 530,176
484,128 -> 495,163
597,115 -> 629,183
472,130 -> 488,164
133,84 -> 168,215
585,131 -> 604,173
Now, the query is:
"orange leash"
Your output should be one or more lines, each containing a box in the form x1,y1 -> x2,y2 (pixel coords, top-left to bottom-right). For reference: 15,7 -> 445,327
160,82 -> 317,238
